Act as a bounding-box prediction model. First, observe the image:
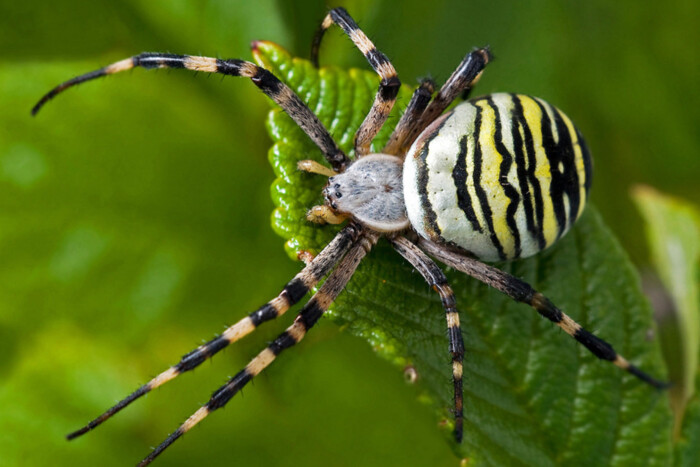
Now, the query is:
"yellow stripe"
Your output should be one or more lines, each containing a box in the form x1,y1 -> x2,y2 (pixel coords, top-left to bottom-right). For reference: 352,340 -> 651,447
183,56 -> 218,73
104,58 -> 134,74
446,311 -> 460,328
247,348 -> 276,376
558,110 -> 588,220
452,361 -> 463,379
149,367 -> 179,390
518,95 -> 557,248
475,100 -> 513,257
287,321 -> 306,343
181,406 -> 210,433
558,314 -> 580,336
222,316 -> 256,343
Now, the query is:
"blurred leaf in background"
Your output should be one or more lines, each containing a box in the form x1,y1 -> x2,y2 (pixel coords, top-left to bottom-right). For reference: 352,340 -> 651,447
1,0 -> 698,466
633,188 -> 700,439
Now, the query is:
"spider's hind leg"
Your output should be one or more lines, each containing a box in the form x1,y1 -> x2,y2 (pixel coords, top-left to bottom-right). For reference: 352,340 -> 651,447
311,7 -> 401,157
391,236 -> 466,442
419,238 -> 669,389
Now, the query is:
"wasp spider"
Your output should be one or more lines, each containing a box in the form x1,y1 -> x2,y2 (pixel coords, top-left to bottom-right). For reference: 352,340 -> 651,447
33,7 -> 666,466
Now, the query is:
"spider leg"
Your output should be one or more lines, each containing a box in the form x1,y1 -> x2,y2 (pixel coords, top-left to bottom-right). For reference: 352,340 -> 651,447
311,7 -> 401,157
306,205 -> 348,225
418,238 -> 669,389
402,48 -> 491,151
382,78 -> 436,156
66,223 -> 362,440
391,236 -> 465,442
138,231 -> 378,466
32,52 -> 349,171
297,159 -> 338,177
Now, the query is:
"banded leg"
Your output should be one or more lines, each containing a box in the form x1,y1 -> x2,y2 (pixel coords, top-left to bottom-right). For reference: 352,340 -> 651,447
66,224 -> 362,440
32,52 -> 349,171
402,49 -> 491,151
418,238 -> 668,388
391,236 -> 465,442
139,231 -> 378,466
311,7 -> 401,156
382,78 -> 435,156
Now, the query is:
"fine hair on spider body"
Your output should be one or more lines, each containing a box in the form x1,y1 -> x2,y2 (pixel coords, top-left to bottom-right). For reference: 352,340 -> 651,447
32,7 -> 668,466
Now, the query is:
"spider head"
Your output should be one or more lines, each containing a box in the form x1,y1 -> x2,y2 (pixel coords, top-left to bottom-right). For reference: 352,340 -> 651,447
322,176 -> 343,211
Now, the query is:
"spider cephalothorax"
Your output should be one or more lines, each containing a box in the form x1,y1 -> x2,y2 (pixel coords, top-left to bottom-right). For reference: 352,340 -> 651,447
323,154 -> 408,232
33,7 -> 665,466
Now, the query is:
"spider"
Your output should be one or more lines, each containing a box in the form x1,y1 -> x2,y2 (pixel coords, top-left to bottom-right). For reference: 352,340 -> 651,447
32,7 -> 666,466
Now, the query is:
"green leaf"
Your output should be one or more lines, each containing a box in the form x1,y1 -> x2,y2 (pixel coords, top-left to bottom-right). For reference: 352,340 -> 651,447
631,187 -> 700,463
255,41 -> 673,465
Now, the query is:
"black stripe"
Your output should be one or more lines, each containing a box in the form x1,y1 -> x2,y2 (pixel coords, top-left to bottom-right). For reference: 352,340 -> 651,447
553,106 -> 581,232
415,128 -> 444,239
135,53 -> 186,69
366,48 -> 386,69
330,8 -> 359,36
488,96 -> 522,257
531,293 -> 564,323
578,127 -> 593,195
533,99 -> 571,238
207,369 -> 253,410
269,331 -> 298,355
250,67 -> 284,96
573,327 -> 616,361
284,277 -> 309,303
378,75 -> 401,101
471,104 -> 507,261
508,97 -> 537,248
214,58 -> 244,77
439,289 -> 457,309
249,303 -> 278,326
452,130 -> 483,232
299,300 -> 325,330
511,95 -> 546,249
448,324 -> 464,355
176,335 -> 230,372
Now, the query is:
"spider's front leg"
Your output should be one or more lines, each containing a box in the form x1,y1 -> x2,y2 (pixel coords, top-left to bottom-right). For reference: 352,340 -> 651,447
306,205 -> 348,225
383,78 -> 435,156
399,48 -> 491,153
311,7 -> 401,156
32,51 -> 350,171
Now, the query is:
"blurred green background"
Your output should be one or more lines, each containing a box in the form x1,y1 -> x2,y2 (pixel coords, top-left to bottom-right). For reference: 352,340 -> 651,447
0,0 -> 698,466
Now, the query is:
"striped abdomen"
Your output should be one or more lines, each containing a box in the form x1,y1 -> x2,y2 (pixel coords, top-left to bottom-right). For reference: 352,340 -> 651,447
403,93 -> 592,262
